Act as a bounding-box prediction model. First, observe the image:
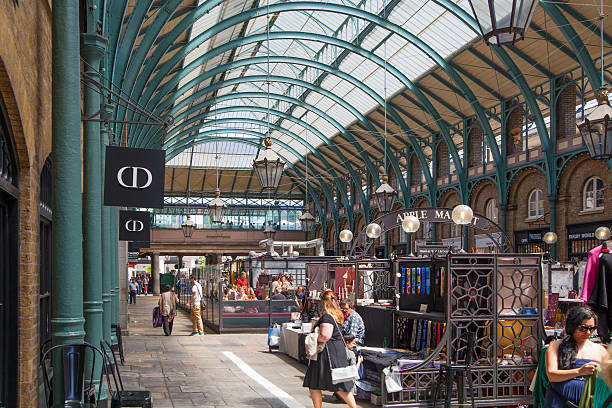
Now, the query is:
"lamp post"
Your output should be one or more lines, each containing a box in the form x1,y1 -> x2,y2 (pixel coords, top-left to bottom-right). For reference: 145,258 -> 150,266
596,226 -> 611,241
401,215 -> 420,257
339,229 -> 353,258
543,231 -> 558,262
468,0 -> 539,46
452,204 -> 474,252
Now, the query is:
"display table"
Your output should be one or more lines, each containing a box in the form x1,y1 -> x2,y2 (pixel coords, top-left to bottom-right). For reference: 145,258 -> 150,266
279,324 -> 309,362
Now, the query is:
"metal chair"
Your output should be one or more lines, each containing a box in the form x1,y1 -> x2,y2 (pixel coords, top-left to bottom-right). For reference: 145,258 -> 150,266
110,323 -> 125,365
100,340 -> 152,407
40,342 -> 106,408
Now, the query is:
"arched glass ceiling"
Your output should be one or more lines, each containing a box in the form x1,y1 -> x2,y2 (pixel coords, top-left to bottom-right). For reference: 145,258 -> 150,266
169,0 -> 480,166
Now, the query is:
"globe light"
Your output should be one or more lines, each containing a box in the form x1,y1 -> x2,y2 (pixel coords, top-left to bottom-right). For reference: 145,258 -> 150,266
451,204 -> 474,225
595,226 -> 611,241
543,231 -> 558,245
401,215 -> 420,233
339,229 -> 353,243
366,223 -> 382,239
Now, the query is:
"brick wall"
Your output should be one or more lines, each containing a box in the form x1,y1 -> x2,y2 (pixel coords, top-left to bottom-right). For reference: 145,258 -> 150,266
506,168 -> 549,248
468,125 -> 483,168
436,142 -> 449,178
0,1 -> 52,407
506,105 -> 525,155
410,154 -> 420,186
437,190 -> 460,239
556,82 -> 576,141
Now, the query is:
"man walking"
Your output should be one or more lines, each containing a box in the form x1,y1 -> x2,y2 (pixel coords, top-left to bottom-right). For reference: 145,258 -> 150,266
186,275 -> 204,336
128,278 -> 138,304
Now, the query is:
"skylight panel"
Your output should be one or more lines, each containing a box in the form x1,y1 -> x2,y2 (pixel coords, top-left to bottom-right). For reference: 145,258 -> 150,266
343,88 -> 377,113
326,104 -> 356,128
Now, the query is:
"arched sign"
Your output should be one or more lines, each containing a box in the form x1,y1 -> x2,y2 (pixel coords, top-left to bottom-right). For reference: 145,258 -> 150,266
350,207 -> 512,257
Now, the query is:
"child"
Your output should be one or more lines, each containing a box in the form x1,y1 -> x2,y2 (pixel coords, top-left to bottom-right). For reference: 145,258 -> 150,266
334,333 -> 364,401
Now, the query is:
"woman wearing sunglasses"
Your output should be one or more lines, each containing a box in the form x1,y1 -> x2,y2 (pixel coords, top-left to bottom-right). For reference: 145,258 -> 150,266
544,306 -> 607,408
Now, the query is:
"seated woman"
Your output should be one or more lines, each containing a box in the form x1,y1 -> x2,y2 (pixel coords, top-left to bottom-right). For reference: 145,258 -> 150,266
295,295 -> 319,322
236,285 -> 248,301
544,306 -> 607,408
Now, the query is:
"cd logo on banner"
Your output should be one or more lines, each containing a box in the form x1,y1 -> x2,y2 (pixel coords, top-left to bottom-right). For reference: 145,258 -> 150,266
125,220 -> 144,232
117,166 -> 153,189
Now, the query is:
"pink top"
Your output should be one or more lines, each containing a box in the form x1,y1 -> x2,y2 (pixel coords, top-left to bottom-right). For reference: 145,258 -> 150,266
580,244 -> 604,302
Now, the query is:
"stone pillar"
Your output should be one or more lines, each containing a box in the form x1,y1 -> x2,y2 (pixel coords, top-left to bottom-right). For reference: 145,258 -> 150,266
51,1 -> 85,405
178,255 -> 184,270
152,253 -> 161,295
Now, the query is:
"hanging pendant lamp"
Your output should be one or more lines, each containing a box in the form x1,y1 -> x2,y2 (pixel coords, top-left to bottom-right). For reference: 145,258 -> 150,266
468,0 -> 538,46
299,111 -> 315,232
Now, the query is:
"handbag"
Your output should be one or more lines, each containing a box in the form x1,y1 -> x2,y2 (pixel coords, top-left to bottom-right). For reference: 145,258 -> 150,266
326,318 -> 359,384
152,306 -> 162,328
195,283 -> 206,310
305,327 -> 326,360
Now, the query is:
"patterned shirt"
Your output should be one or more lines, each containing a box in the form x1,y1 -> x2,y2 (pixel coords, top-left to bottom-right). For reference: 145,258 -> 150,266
342,310 -> 365,345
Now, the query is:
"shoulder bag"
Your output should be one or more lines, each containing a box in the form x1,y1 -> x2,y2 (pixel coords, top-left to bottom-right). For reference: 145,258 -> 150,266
195,283 -> 207,310
327,318 -> 359,384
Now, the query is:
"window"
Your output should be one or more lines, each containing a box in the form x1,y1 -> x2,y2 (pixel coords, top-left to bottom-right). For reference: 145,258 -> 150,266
528,189 -> 544,219
583,177 -> 604,211
451,223 -> 462,238
486,199 -> 499,224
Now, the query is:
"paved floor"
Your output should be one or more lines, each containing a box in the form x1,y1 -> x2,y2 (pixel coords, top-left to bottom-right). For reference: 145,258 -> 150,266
123,295 -> 375,407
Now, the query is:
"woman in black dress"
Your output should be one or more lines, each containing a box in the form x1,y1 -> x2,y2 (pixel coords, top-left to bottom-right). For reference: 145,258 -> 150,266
303,290 -> 357,408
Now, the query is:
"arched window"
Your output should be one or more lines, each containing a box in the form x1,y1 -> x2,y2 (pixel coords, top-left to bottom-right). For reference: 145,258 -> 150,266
528,189 -> 544,218
486,199 -> 498,223
451,223 -> 462,237
583,177 -> 604,211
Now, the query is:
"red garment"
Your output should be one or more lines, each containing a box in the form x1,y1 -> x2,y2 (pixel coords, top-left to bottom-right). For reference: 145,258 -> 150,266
580,244 -> 604,302
236,278 -> 249,289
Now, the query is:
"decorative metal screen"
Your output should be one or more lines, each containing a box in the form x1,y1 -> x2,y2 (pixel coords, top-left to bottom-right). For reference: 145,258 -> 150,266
385,254 -> 542,407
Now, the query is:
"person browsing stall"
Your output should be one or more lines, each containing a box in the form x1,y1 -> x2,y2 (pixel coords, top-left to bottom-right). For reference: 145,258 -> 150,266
544,306 -> 607,408
340,299 -> 365,346
271,287 -> 286,300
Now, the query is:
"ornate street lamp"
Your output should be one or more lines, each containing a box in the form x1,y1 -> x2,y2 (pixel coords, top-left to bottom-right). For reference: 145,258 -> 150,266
339,229 -> 353,258
208,188 -> 227,224
452,204 -> 474,252
468,0 -> 539,46
299,206 -> 315,232
374,174 -> 397,213
577,89 -> 612,160
253,137 -> 285,190
263,223 -> 276,240
543,231 -> 558,245
181,215 -> 195,238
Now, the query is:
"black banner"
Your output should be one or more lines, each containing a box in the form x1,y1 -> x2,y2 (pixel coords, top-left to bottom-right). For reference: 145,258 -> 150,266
104,146 -> 165,208
119,210 -> 151,242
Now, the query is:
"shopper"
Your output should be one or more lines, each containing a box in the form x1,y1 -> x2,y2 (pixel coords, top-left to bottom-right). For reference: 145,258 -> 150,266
246,287 -> 257,300
303,290 -> 357,408
128,278 -> 138,304
236,286 -> 247,301
136,274 -> 142,295
236,272 -> 249,290
340,299 -> 365,346
295,296 -> 319,322
544,306 -> 607,408
159,285 -> 177,336
271,287 -> 286,300
186,275 -> 204,336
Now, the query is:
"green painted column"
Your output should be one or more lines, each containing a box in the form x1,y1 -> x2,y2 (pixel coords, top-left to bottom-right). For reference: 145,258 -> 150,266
101,107 -> 114,345
549,196 -> 558,260
81,27 -> 108,399
51,1 -> 85,405
113,207 -> 121,333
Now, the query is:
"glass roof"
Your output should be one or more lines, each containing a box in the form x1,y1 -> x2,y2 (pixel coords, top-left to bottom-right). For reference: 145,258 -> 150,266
167,0 -> 488,168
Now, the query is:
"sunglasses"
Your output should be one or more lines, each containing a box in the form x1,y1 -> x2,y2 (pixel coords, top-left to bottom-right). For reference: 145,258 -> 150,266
577,325 -> 597,333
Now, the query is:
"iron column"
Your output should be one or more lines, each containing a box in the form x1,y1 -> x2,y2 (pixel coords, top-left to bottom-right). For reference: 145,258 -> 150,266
51,0 -> 85,405
101,106 -> 114,344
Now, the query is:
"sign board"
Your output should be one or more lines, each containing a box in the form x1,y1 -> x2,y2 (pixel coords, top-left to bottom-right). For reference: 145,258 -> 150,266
119,210 -> 150,242
127,241 -> 149,262
104,146 -> 165,208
